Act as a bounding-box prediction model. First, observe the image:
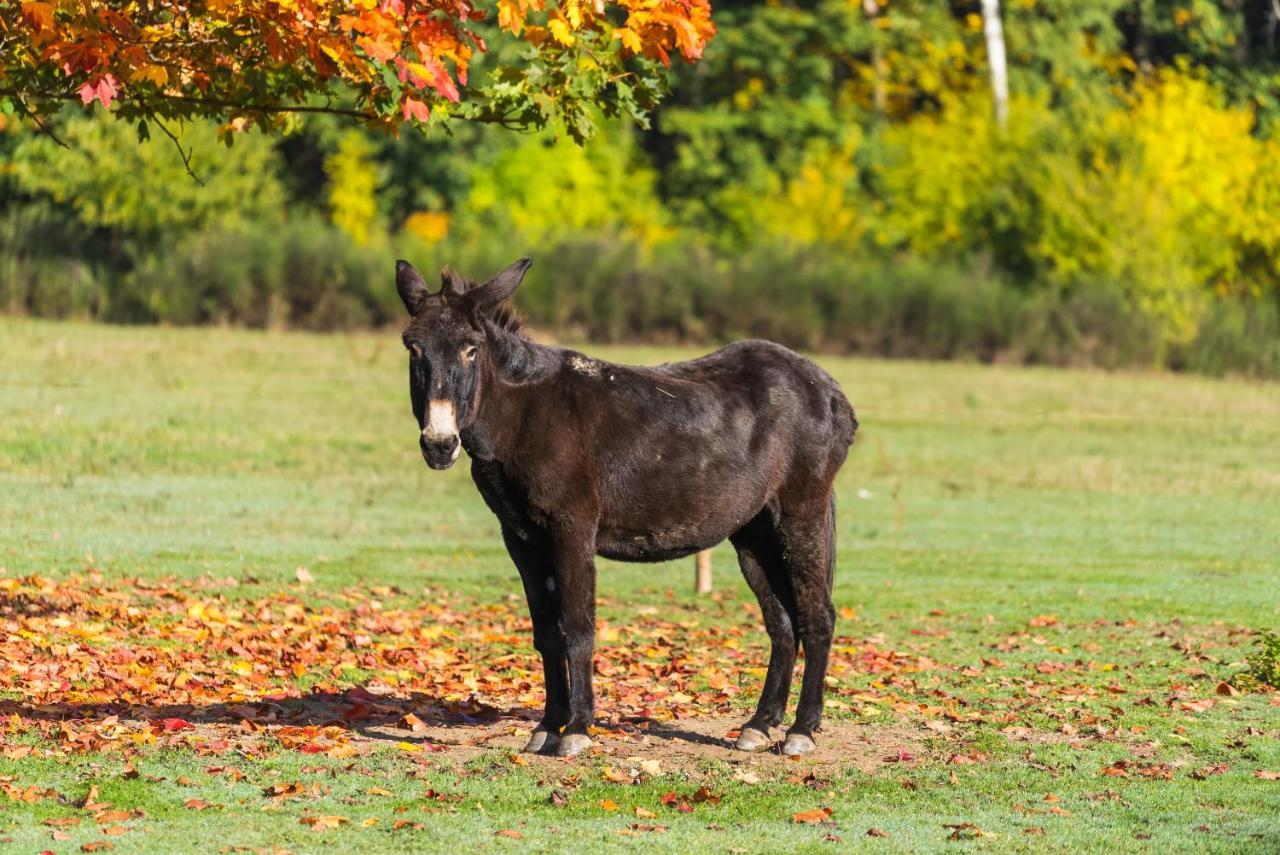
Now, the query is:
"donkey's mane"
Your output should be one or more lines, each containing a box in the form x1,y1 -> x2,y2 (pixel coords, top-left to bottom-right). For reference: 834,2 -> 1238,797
488,301 -> 526,338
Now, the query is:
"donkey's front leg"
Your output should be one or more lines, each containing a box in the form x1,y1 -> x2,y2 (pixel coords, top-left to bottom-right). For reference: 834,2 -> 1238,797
551,525 -> 598,757
502,527 -> 569,754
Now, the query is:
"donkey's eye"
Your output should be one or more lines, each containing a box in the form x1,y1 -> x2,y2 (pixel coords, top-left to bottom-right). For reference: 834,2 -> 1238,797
461,345 -> 479,363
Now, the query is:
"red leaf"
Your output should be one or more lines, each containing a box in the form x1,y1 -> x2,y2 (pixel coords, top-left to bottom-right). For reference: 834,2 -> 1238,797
401,96 -> 430,122
77,74 -> 119,109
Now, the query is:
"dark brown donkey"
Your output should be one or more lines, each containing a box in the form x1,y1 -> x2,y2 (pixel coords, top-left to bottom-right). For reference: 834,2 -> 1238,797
396,258 -> 857,757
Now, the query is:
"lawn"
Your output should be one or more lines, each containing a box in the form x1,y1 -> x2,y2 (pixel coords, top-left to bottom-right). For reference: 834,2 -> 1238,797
1,318 -> 1278,853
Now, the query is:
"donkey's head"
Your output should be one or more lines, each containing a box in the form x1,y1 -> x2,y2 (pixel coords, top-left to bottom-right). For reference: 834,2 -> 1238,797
396,257 -> 532,470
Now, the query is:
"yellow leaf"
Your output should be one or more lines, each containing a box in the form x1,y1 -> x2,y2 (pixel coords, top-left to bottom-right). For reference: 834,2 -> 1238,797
129,65 -> 169,86
548,16 -> 575,46
614,27 -> 642,53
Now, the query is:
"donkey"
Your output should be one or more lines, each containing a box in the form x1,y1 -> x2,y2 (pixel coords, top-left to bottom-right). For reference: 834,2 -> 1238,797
396,258 -> 857,757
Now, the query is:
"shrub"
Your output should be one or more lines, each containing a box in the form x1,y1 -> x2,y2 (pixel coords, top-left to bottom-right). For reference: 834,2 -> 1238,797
1235,630 -> 1280,691
127,217 -> 388,329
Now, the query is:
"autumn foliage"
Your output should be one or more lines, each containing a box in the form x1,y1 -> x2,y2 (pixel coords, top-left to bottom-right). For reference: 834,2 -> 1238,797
2,0 -> 715,135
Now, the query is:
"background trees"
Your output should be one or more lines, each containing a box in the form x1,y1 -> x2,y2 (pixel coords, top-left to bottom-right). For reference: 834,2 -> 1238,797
2,1 -> 1280,376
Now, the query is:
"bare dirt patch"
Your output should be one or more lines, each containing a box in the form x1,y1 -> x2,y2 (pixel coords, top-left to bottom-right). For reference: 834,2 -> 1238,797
366,714 -> 928,776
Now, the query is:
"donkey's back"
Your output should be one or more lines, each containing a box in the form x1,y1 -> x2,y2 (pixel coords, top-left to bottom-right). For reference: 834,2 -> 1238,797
541,339 -> 857,563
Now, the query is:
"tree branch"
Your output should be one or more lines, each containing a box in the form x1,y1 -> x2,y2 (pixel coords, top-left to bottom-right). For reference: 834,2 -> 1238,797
9,94 -> 69,147
0,87 -> 381,121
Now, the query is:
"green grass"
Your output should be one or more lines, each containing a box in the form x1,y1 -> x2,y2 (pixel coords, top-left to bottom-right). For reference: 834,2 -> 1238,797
2,318 -> 1279,853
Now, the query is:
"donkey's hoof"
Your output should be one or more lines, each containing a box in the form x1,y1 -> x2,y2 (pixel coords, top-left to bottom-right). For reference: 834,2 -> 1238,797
556,733 -> 594,757
523,730 -> 559,754
781,733 -> 816,756
734,727 -> 772,752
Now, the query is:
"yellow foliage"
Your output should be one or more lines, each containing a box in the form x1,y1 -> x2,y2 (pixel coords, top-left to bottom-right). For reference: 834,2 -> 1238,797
876,71 -> 1280,344
403,210 -> 451,245
1036,72 -> 1275,340
325,131 -> 380,246
464,124 -> 671,247
730,137 -> 865,248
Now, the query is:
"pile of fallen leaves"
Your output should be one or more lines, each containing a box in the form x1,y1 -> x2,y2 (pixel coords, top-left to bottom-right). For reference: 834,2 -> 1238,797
0,572 -> 1261,763
0,572 -> 938,761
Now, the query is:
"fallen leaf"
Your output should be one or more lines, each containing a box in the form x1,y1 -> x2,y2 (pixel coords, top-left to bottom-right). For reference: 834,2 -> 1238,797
300,815 -> 349,830
793,807 -> 833,824
691,786 -> 720,805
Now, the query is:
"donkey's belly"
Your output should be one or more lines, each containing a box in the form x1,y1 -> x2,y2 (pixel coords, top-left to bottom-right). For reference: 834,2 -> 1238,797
594,484 -> 768,562
595,525 -> 733,563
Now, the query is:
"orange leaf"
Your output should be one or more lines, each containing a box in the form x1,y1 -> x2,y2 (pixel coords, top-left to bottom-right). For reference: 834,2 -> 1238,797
793,807 -> 833,824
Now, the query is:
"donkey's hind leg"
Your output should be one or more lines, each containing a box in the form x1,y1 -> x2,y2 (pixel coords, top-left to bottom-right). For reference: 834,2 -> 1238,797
729,507 -> 798,752
777,495 -> 837,756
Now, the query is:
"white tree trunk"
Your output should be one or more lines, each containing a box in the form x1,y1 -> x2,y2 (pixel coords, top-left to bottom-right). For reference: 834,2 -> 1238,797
981,0 -> 1009,127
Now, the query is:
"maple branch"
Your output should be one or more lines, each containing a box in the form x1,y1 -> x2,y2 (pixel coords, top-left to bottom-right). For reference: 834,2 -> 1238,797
0,87 -> 381,121
9,94 -> 69,148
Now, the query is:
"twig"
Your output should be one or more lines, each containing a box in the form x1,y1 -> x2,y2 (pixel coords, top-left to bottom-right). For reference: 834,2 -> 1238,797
153,117 -> 203,185
11,96 -> 68,147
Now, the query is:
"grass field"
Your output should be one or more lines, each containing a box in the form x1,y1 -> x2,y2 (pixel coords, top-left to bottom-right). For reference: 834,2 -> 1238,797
1,318 -> 1278,853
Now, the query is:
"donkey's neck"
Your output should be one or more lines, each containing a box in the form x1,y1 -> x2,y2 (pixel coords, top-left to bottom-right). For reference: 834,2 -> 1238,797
488,323 -> 557,385
463,324 -> 558,463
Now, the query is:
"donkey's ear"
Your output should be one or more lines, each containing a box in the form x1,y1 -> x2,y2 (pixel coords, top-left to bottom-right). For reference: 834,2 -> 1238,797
396,260 -> 430,315
467,257 -> 532,310
441,265 -> 468,298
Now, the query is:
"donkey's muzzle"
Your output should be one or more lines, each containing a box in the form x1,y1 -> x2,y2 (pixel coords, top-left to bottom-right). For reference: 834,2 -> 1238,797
420,433 -> 460,470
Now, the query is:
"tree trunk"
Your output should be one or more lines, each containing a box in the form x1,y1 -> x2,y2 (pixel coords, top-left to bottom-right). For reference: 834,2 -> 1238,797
980,0 -> 1009,128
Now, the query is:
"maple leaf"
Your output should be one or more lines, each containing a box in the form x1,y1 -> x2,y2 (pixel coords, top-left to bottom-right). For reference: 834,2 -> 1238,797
77,75 -> 119,109
22,1 -> 54,30
402,97 -> 431,123
156,718 -> 193,732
